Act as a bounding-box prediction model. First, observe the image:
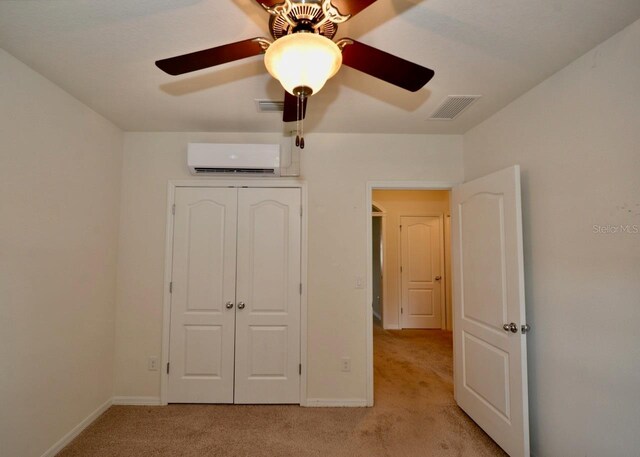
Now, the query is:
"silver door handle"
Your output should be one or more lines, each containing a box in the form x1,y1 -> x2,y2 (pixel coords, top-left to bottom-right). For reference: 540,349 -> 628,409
225,302 -> 234,309
237,302 -> 246,310
435,276 -> 442,281
503,323 -> 518,333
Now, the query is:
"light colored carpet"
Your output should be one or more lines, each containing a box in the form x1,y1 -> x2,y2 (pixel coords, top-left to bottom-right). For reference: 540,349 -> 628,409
57,325 -> 506,456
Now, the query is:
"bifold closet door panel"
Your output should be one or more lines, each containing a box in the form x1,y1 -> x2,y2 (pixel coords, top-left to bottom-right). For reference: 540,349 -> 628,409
168,187 -> 238,404
234,188 -> 301,404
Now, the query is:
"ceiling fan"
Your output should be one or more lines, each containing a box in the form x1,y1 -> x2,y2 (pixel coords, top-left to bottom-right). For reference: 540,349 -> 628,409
156,0 -> 435,148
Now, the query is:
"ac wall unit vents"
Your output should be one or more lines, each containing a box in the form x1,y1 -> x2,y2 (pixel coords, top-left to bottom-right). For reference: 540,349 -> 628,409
255,99 -> 285,113
430,95 -> 481,120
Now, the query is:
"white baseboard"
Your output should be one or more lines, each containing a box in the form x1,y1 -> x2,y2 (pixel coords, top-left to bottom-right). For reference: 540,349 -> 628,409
41,398 -> 112,457
372,310 -> 382,321
304,398 -> 368,407
112,396 -> 162,406
383,324 -> 400,330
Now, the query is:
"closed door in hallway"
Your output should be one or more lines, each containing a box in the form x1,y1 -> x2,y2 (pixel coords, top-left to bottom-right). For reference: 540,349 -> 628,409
168,187 -> 301,404
400,215 -> 444,328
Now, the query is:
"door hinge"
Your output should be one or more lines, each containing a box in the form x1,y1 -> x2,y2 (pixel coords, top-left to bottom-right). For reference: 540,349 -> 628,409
300,206 -> 303,217
172,204 -> 176,215
400,266 -> 403,273
166,362 -> 170,374
299,363 -> 302,375
169,282 -> 173,293
401,308 -> 403,314
299,283 -> 303,295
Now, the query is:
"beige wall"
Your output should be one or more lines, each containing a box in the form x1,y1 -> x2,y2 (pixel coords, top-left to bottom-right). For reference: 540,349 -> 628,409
371,190 -> 451,330
0,50 -> 123,457
464,19 -> 640,457
114,132 -> 463,401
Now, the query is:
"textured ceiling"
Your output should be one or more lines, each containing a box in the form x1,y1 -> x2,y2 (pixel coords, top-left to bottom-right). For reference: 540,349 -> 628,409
1,0 -> 639,134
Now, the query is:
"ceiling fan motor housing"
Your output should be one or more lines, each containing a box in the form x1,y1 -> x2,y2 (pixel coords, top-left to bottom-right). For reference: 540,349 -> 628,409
269,2 -> 338,39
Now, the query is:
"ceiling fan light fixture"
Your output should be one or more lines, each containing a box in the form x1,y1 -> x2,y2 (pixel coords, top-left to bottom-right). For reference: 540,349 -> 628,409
264,32 -> 342,96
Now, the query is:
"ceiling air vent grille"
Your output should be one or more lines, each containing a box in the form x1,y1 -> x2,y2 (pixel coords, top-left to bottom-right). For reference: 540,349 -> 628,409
430,95 -> 481,120
256,99 -> 284,113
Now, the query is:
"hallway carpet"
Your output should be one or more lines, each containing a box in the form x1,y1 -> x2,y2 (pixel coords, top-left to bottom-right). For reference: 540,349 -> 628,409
58,326 -> 506,456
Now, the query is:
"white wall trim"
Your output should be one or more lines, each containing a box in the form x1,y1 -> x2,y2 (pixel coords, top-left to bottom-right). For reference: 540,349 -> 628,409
365,181 -> 458,407
112,396 -> 162,406
161,179 -> 308,406
40,398 -> 112,457
305,398 -> 368,407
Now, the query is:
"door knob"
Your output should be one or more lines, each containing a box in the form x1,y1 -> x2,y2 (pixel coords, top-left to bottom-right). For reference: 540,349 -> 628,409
225,301 -> 234,309
435,276 -> 442,281
237,302 -> 246,310
503,323 -> 518,333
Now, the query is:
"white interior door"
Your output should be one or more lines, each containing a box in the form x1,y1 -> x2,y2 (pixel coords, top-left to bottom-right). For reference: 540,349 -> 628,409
234,188 -> 301,404
168,188 -> 238,403
451,165 -> 530,457
400,216 -> 443,329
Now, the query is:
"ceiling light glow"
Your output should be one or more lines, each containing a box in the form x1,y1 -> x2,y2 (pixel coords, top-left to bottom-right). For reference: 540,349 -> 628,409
264,33 -> 342,96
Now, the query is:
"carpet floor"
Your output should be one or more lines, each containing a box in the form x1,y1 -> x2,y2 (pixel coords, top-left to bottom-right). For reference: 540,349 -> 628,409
57,325 -> 506,456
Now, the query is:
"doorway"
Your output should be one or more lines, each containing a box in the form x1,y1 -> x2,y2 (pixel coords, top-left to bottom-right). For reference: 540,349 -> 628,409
365,181 -> 455,406
371,189 -> 452,331
366,169 -> 530,456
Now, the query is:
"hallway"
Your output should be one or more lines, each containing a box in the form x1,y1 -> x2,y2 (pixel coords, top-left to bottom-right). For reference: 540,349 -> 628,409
370,324 -> 506,455
57,327 -> 505,457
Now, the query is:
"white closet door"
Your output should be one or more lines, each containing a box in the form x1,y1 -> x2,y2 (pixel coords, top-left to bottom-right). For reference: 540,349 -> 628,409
168,188 -> 238,403
234,188 -> 301,404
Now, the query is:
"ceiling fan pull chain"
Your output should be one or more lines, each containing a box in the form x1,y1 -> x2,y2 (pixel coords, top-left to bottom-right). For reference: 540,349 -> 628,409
299,92 -> 305,149
295,93 -> 301,147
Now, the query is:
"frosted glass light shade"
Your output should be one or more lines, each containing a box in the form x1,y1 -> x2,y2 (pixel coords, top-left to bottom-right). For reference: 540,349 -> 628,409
264,33 -> 342,96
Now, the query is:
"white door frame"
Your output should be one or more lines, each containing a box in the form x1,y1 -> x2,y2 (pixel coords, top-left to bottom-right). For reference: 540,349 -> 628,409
161,179 -> 308,406
365,181 -> 457,406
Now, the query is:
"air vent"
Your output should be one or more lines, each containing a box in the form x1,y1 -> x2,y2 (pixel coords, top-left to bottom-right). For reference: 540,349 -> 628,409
256,99 -> 284,113
193,167 -> 276,175
430,95 -> 481,120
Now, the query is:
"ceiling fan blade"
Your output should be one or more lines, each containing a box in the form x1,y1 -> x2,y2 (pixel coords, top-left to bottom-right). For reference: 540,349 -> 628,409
255,0 -> 282,7
283,91 -> 307,122
331,0 -> 379,17
341,39 -> 434,92
156,38 -> 266,76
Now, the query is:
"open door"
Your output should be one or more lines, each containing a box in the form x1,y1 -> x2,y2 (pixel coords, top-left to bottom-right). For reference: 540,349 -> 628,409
451,166 -> 530,457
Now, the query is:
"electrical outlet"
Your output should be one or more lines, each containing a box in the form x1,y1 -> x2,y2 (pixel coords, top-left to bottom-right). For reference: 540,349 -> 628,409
341,357 -> 351,372
148,357 -> 159,371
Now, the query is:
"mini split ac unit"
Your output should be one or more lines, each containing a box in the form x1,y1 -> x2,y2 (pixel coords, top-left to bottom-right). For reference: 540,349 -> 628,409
187,142 -> 299,177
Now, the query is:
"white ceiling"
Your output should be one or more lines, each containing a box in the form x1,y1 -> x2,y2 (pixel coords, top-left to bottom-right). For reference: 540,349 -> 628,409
1,0 -> 639,134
